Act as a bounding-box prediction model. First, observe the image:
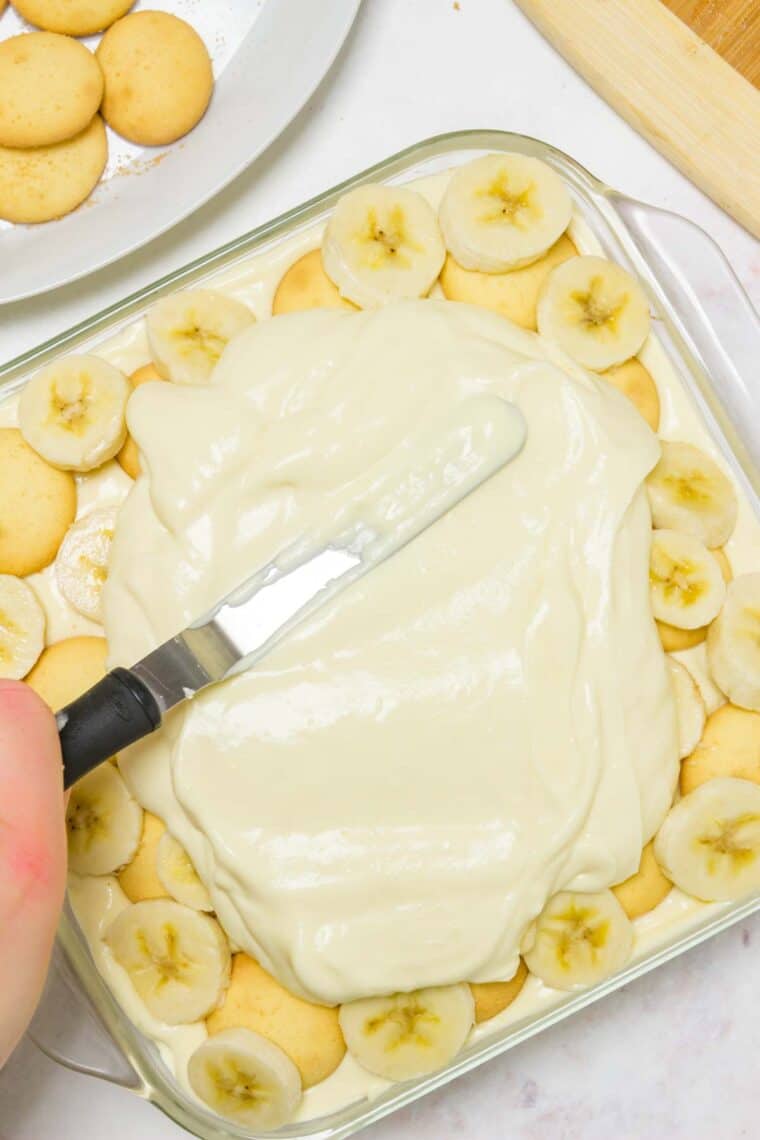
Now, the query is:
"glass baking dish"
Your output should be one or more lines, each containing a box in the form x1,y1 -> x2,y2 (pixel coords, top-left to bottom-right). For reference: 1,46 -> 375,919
4,129 -> 760,1140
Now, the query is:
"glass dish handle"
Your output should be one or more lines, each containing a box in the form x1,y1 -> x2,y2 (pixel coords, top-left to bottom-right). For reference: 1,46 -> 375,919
610,193 -> 760,471
28,940 -> 141,1089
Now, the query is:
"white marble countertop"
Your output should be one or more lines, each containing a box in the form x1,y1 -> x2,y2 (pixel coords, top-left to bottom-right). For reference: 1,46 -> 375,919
1,0 -> 759,1137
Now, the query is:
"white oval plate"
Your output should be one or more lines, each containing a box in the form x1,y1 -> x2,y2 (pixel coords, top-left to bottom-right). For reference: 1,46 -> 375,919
0,0 -> 361,303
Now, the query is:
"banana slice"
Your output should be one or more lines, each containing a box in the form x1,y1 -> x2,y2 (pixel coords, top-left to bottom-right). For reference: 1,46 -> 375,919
654,776 -> 760,901
707,574 -> 760,712
521,890 -> 634,991
668,657 -> 706,759
338,983 -> 474,1081
536,255 -> 651,370
681,704 -> 760,795
19,355 -> 130,472
656,547 -> 732,652
0,574 -> 45,680
66,763 -> 143,876
147,289 -> 255,385
649,529 -> 725,630
156,830 -> 212,912
188,1027 -> 302,1129
438,153 -> 572,273
646,441 -> 737,549
55,506 -> 117,623
322,184 -> 445,308
104,898 -> 231,1024
599,358 -> 660,432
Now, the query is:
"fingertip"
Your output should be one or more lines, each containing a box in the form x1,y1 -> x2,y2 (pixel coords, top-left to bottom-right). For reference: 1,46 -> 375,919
0,677 -> 54,719
0,678 -> 64,814
0,679 -> 66,1066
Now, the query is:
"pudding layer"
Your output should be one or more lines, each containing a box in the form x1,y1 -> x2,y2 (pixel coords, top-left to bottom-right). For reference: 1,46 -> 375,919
105,300 -> 678,1005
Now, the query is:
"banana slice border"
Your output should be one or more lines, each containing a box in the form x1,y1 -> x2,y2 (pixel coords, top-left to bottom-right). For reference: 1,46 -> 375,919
104,897 -> 231,1025
0,573 -> 46,680
646,441 -> 738,550
66,763 -> 143,876
438,152 -> 573,273
655,776 -> 760,902
322,183 -> 446,309
188,1026 -> 302,1129
338,983 -> 474,1082
522,889 -> 634,991
19,354 -> 130,473
707,573 -> 760,712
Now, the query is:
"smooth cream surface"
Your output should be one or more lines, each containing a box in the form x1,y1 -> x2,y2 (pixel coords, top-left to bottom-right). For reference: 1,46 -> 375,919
105,300 -> 678,1005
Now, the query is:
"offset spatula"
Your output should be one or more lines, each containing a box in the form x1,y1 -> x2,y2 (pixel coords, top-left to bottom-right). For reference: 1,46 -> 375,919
57,396 -> 526,788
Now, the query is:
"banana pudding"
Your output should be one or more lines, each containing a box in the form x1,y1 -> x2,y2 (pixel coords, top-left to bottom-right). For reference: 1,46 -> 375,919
2,152 -> 760,1132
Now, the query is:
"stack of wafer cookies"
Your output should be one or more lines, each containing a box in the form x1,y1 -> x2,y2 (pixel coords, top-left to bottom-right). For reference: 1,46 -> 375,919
0,4 -> 214,223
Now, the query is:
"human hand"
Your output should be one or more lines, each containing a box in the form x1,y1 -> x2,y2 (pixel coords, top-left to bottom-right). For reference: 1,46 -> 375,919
0,681 -> 66,1067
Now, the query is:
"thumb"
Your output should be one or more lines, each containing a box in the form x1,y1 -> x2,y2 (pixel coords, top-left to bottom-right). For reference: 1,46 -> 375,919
0,680 -> 67,1067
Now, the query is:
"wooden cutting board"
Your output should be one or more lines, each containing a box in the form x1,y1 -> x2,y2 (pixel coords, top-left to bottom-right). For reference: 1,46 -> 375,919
514,0 -> 760,238
664,0 -> 759,87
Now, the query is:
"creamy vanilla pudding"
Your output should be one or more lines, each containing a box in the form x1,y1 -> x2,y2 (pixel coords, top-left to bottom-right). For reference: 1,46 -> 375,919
107,300 -> 676,1004
3,154 -> 760,1130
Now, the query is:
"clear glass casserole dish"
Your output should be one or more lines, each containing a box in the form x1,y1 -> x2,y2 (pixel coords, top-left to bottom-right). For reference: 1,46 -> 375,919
2,129 -> 759,1140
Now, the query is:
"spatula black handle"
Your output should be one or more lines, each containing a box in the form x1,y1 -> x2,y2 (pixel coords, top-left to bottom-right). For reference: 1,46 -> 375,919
57,667 -> 162,788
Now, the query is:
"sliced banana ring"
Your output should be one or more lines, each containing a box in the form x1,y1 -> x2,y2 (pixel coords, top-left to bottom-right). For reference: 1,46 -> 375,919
521,889 -> 634,991
322,184 -> 445,308
66,763 -> 143,876
156,830 -> 212,911
656,547 -> 732,651
19,354 -> 130,472
536,255 -> 651,371
147,289 -> 256,385
649,529 -> 726,630
338,983 -> 474,1081
105,898 -> 231,1024
668,657 -> 706,759
438,153 -> 572,273
55,506 -> 117,623
707,573 -> 760,712
0,574 -> 45,680
646,441 -> 737,549
655,776 -> 760,901
188,1027 -> 302,1129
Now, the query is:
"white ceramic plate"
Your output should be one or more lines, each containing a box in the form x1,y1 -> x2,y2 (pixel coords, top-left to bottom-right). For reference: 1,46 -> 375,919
0,0 -> 361,303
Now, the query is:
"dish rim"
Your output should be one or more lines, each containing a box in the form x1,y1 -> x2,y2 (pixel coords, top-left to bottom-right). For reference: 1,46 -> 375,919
6,127 -> 760,1140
